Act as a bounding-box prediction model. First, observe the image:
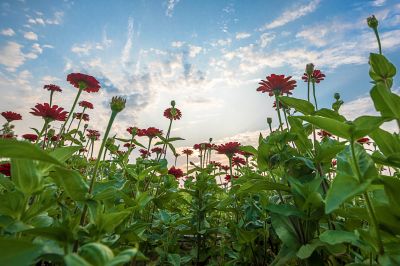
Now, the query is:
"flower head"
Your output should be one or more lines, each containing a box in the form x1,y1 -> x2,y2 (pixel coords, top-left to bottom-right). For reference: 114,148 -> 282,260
75,112 -> 90,121
257,74 -> 297,96
209,161 -> 222,167
142,127 -> 163,138
151,147 -> 164,154
110,96 -> 126,113
79,100 -> 94,109
302,69 -> 325,83
357,137 -> 371,144
216,142 -> 241,157
139,149 -> 150,158
1,111 -> 22,122
194,143 -> 211,151
86,129 -> 100,140
168,166 -> 184,179
67,73 -> 100,93
44,84 -> 62,92
220,165 -> 230,172
164,107 -> 182,120
232,156 -> 246,167
127,126 -> 138,135
0,163 -> 11,177
317,130 -> 332,138
22,134 -> 38,142
124,143 -> 136,149
182,149 -> 193,156
30,103 -> 68,121
224,174 -> 238,182
367,15 -> 378,29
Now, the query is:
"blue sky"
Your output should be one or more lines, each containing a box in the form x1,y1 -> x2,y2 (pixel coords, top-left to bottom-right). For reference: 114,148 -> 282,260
1,0 -> 400,164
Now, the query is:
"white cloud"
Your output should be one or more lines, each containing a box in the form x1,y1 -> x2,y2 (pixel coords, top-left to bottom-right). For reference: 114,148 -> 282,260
372,0 -> 387,7
235,32 -> 251,40
45,11 -> 63,25
260,0 -> 320,30
188,45 -> 202,57
166,0 -> 180,17
0,42 -> 27,71
41,75 -> 60,84
28,17 -> 45,25
1,28 -> 15,36
71,43 -> 93,55
259,32 -> 275,48
121,17 -> 134,66
24,31 -> 38,41
210,38 -> 232,47
171,41 -> 185,48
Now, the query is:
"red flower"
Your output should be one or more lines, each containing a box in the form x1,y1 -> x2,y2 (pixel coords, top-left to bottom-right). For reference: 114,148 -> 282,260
216,142 -> 241,157
209,161 -> 222,167
139,149 -> 150,158
1,111 -> 22,122
79,100 -> 94,109
30,103 -> 68,121
67,73 -> 100,93
257,74 -> 297,96
331,159 -> 337,167
124,143 -> 136,149
51,135 -> 61,141
151,147 -> 164,154
317,130 -> 332,138
127,126 -> 138,135
193,143 -> 211,151
75,112 -> 90,121
232,156 -> 246,166
220,165 -> 230,172
0,134 -> 14,139
182,149 -> 193,156
86,129 -> 100,140
43,84 -> 62,92
224,174 -> 238,182
357,137 -> 371,144
0,163 -> 11,177
163,108 -> 182,120
142,127 -> 163,138
22,134 -> 38,142
272,101 -> 287,110
168,166 -> 184,179
302,69 -> 325,83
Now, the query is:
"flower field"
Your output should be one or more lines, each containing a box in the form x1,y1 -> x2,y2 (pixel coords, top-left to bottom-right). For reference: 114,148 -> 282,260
1,15 -> 400,266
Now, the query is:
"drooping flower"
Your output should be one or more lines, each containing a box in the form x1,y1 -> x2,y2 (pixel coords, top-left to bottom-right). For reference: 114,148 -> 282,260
22,134 -> 38,142
232,156 -> 246,167
302,69 -> 326,83
30,103 -> 68,121
257,74 -> 297,96
182,149 -> 193,156
0,163 -> 11,177
163,107 -> 182,120
75,112 -> 90,121
67,73 -> 100,93
357,137 -> 371,144
86,129 -> 100,140
317,130 -> 332,138
79,100 -> 94,109
216,142 -> 241,157
1,111 -> 22,122
43,84 -> 62,92
151,147 -> 164,154
168,166 -> 184,179
224,174 -> 238,182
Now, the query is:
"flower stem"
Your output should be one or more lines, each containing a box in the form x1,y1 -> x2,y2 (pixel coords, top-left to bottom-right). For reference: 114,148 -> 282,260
36,120 -> 49,145
312,81 -> 318,110
58,88 -> 83,144
307,80 -> 311,102
49,91 -> 54,107
162,119 -> 173,158
72,108 -> 86,140
274,93 -> 283,130
373,28 -> 382,55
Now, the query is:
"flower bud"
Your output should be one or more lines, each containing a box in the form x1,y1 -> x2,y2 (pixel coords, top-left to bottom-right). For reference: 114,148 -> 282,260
209,138 -> 213,142
110,96 -> 126,113
367,15 -> 378,29
267,117 -> 272,125
305,63 -> 314,76
84,124 -> 88,129
334,93 -> 340,100
171,100 -> 176,107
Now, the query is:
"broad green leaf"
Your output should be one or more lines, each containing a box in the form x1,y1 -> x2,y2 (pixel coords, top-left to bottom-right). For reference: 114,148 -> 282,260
50,166 -> 88,201
96,210 -> 131,233
108,248 -> 146,265
11,158 -> 43,194
370,83 -> 400,119
370,128 -> 400,157
369,53 -> 396,82
167,253 -> 181,266
279,96 -> 315,115
0,238 -> 42,265
0,190 -> 25,219
271,213 -> 300,249
314,139 -> 345,163
257,139 -> 271,171
0,139 -> 63,166
266,204 -> 305,218
238,179 -> 290,194
288,116 -> 313,154
298,116 -> 351,139
296,239 -> 324,259
314,108 -> 346,122
79,242 -> 114,266
64,254 -> 91,266
239,145 -> 258,156
49,145 -> 82,163
319,230 -> 359,245
381,176 -> 400,211
352,116 -> 387,139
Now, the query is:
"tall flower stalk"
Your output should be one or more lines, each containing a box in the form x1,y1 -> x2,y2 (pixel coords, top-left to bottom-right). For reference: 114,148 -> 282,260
367,15 -> 381,55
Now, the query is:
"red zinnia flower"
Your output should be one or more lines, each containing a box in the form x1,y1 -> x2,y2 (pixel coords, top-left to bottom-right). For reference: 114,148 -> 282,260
22,134 -> 38,142
331,159 -> 337,167
67,73 -> 100,93
30,103 -> 68,121
79,100 -> 94,109
357,137 -> 371,144
220,165 -> 230,172
216,142 -> 241,157
151,147 -> 164,154
124,143 -> 136,149
193,143 -> 211,151
232,156 -> 246,166
272,101 -> 287,110
163,108 -> 182,120
257,74 -> 297,96
317,130 -> 332,138
182,149 -> 193,156
302,69 -> 325,83
224,174 -> 238,182
0,133 -> 14,139
168,166 -> 184,179
139,149 -> 150,158
0,163 -> 11,177
43,84 -> 62,92
86,129 -> 100,140
1,111 -> 22,122
50,135 -> 61,141
209,161 -> 222,167
143,127 -> 163,138
127,126 -> 139,135
75,112 -> 90,121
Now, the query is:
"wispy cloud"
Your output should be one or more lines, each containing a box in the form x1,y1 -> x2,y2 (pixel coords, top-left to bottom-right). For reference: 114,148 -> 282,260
1,28 -> 15,36
259,0 -> 321,30
165,0 -> 180,17
24,31 -> 38,40
0,42 -> 28,71
121,17 -> 134,66
235,32 -> 251,40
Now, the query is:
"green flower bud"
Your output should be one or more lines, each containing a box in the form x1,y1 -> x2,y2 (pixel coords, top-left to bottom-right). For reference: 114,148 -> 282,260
334,93 -> 340,100
306,63 -> 314,76
209,137 -> 213,142
367,15 -> 378,29
84,124 -> 88,129
267,117 -> 272,125
110,96 -> 126,113
171,100 -> 176,107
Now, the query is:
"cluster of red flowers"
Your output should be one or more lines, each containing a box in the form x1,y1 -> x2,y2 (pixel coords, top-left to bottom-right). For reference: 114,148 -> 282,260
1,111 -> 22,122
257,74 -> 297,96
216,142 -> 241,157
22,134 -> 38,142
224,174 -> 238,182
139,149 -> 150,158
302,70 -> 326,83
127,126 -> 138,135
163,107 -> 182,120
0,163 -> 11,177
43,84 -> 62,92
182,149 -> 193,156
168,166 -> 184,179
79,100 -> 94,109
67,73 -> 100,93
75,113 -> 90,121
30,103 -> 68,121
86,129 -> 100,140
209,161 -> 222,167
220,165 -> 230,172
193,143 -> 212,151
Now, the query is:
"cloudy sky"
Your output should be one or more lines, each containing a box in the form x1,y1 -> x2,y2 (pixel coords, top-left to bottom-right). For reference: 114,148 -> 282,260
1,0 -> 400,165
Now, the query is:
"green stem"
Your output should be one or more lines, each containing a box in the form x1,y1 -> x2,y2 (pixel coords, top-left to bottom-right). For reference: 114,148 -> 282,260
49,90 -> 54,107
373,28 -> 382,55
307,80 -> 310,102
72,108 -> 86,140
58,88 -> 83,144
350,140 -> 384,255
186,155 -> 189,176
162,119 -> 173,159
274,93 -> 283,131
312,81 -> 318,110
36,120 -> 49,145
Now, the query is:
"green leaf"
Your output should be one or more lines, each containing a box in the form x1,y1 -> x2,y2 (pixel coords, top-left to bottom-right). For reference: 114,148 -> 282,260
78,243 -> 114,266
64,254 -> 91,266
0,139 -> 63,166
11,158 -> 43,194
238,178 -> 291,194
370,128 -> 400,157
319,230 -> 359,245
313,108 -> 346,122
0,238 -> 42,265
369,53 -> 396,82
96,210 -> 131,233
266,204 -> 305,218
352,116 -> 387,139
239,145 -> 258,156
370,83 -> 400,119
325,145 -> 378,213
296,239 -> 324,259
50,166 -> 88,201
271,213 -> 300,249
279,96 -> 315,115
381,176 -> 400,211
167,253 -> 181,266
298,116 -> 351,139
108,248 -> 146,266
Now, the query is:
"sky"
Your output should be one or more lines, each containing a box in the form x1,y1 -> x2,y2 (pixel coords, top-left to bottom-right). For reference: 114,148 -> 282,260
0,0 -> 400,166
